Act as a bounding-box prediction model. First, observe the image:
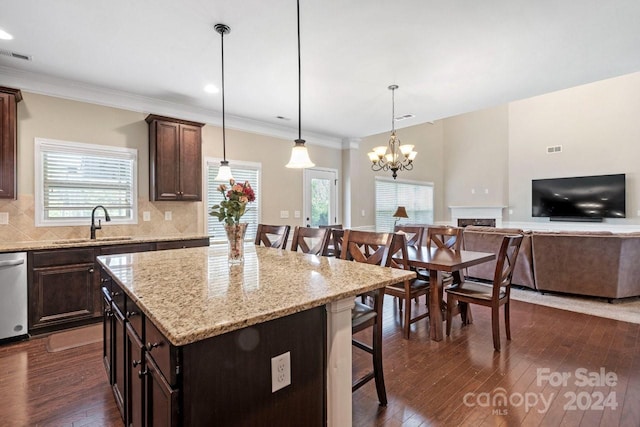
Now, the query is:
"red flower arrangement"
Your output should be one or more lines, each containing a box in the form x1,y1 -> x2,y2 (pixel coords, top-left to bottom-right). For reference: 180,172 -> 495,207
209,179 -> 256,226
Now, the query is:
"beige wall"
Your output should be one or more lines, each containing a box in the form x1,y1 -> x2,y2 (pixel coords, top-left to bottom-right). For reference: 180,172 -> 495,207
1,91 -> 343,242
353,121 -> 445,227
443,105 -> 509,222
508,72 -> 640,224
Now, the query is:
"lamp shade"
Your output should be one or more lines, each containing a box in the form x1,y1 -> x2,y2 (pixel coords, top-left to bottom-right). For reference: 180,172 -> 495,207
392,206 -> 409,219
286,140 -> 315,168
214,162 -> 233,182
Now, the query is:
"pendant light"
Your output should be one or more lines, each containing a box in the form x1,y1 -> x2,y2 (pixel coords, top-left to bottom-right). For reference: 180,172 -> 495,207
367,85 -> 417,179
213,23 -> 234,182
285,0 -> 315,168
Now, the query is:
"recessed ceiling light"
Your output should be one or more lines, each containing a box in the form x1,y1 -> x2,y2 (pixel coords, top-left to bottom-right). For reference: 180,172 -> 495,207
0,29 -> 14,40
204,84 -> 219,94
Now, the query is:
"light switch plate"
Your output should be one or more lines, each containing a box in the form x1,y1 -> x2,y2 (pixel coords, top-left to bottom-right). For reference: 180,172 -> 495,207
294,210 -> 301,218
280,210 -> 289,219
0,212 -> 8,225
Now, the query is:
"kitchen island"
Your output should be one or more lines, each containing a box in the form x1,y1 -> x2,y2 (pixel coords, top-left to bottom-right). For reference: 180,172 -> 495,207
97,244 -> 414,426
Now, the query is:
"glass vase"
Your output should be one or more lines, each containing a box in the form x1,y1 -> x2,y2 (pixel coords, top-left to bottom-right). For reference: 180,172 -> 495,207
224,223 -> 248,264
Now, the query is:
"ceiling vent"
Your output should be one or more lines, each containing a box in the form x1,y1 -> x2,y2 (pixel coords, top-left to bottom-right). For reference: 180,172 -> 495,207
394,114 -> 415,121
546,145 -> 562,154
0,49 -> 32,61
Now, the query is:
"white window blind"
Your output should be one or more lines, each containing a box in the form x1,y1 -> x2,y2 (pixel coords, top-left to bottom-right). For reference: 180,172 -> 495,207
35,138 -> 137,226
206,161 -> 261,243
375,177 -> 434,232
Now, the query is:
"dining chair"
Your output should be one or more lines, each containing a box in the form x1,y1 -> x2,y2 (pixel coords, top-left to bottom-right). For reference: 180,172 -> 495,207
254,224 -> 291,249
383,233 -> 431,339
393,225 -> 424,248
290,226 -> 331,255
340,229 -> 394,406
319,224 -> 343,256
445,234 -> 523,351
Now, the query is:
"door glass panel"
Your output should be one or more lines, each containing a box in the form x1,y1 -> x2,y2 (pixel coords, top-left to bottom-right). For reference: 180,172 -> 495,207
311,178 -> 330,226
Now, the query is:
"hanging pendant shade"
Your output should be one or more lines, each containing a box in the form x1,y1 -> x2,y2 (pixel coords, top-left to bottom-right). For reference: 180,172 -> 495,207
213,23 -> 235,181
285,0 -> 315,169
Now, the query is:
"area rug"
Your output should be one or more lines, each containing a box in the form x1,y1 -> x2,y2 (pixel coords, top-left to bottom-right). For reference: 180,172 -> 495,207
45,324 -> 102,352
510,287 -> 640,324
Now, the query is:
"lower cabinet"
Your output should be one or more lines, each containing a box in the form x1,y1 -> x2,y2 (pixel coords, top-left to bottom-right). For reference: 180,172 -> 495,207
28,237 -> 209,334
102,266 -> 179,427
28,248 -> 98,332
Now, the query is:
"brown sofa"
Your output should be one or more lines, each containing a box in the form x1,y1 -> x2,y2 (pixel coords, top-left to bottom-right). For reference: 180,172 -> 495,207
461,226 -> 640,300
462,226 -> 536,289
531,231 -> 640,299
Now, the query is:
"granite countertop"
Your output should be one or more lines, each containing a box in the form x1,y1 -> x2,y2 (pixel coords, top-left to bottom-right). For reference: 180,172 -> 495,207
0,234 -> 210,253
97,245 -> 415,346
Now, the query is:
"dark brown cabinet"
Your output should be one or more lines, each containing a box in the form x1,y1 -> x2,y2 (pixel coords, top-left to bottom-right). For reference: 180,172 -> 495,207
28,248 -> 98,332
28,237 -> 209,335
0,86 -> 21,199
146,114 -> 204,201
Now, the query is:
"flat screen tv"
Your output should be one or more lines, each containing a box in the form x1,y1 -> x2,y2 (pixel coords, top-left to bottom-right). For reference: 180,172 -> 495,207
532,174 -> 626,221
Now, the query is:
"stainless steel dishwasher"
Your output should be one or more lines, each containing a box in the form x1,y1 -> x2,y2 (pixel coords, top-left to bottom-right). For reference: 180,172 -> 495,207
0,252 -> 28,341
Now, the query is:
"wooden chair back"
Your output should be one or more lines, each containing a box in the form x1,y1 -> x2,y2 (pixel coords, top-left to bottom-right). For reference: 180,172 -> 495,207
340,230 -> 394,266
393,225 -> 424,248
492,234 -> 524,300
426,226 -> 463,251
254,224 -> 291,249
290,226 -> 331,255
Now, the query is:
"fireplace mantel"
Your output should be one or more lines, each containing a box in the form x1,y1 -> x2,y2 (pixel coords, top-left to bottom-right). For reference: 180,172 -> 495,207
449,206 -> 506,227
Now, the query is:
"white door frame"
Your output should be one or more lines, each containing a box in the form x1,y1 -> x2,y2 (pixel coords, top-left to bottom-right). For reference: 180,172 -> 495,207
303,168 -> 339,227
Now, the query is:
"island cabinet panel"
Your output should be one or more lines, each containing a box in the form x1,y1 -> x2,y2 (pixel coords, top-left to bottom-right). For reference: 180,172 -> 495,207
181,306 -> 327,427
126,323 -> 145,427
28,248 -> 98,332
145,354 -> 179,426
147,114 -> 204,201
112,302 -> 127,419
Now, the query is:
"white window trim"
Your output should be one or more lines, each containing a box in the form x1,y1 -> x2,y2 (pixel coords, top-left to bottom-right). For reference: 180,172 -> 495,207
204,157 -> 262,243
34,137 -> 138,227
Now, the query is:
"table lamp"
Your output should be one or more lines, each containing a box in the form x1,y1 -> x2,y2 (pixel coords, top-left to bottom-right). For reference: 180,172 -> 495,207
392,206 -> 409,227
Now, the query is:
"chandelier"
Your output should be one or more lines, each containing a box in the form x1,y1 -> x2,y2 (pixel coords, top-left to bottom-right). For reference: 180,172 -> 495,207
367,85 -> 417,179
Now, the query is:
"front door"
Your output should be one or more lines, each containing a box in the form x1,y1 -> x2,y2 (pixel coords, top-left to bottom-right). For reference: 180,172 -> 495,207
303,169 -> 338,227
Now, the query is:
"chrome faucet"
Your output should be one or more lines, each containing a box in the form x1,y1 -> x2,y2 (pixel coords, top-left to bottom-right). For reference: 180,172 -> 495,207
90,205 -> 111,239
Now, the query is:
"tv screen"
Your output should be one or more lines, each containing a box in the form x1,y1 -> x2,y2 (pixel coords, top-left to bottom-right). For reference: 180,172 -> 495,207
532,174 -> 626,219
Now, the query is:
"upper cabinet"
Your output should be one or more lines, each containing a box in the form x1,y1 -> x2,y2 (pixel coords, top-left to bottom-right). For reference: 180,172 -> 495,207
0,86 -> 22,199
146,114 -> 204,201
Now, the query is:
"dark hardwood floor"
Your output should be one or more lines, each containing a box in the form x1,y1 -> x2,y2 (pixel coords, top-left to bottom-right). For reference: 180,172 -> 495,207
1,297 -> 638,426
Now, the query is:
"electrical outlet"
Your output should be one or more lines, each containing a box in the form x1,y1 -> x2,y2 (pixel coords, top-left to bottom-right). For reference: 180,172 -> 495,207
484,188 -> 489,194
471,188 -> 476,194
271,351 -> 291,392
361,209 -> 365,217
509,209 -> 514,215
0,212 -> 8,225
143,211 -> 151,221
164,211 -> 172,221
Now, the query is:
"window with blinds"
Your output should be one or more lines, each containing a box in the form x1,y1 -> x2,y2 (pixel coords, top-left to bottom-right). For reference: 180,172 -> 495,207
35,138 -> 137,226
375,177 -> 434,232
206,160 -> 261,244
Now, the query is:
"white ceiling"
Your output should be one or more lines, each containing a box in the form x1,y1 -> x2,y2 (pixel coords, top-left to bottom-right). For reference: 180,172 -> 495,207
2,0 -> 640,145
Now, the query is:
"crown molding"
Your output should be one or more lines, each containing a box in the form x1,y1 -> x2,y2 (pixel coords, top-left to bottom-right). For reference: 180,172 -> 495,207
341,138 -> 361,150
0,65 -> 343,149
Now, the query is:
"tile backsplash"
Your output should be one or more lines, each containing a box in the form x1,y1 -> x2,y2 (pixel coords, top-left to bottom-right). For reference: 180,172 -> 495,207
0,195 -> 206,242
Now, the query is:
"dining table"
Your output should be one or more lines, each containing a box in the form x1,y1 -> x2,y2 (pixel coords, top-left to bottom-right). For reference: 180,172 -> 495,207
404,246 -> 495,341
